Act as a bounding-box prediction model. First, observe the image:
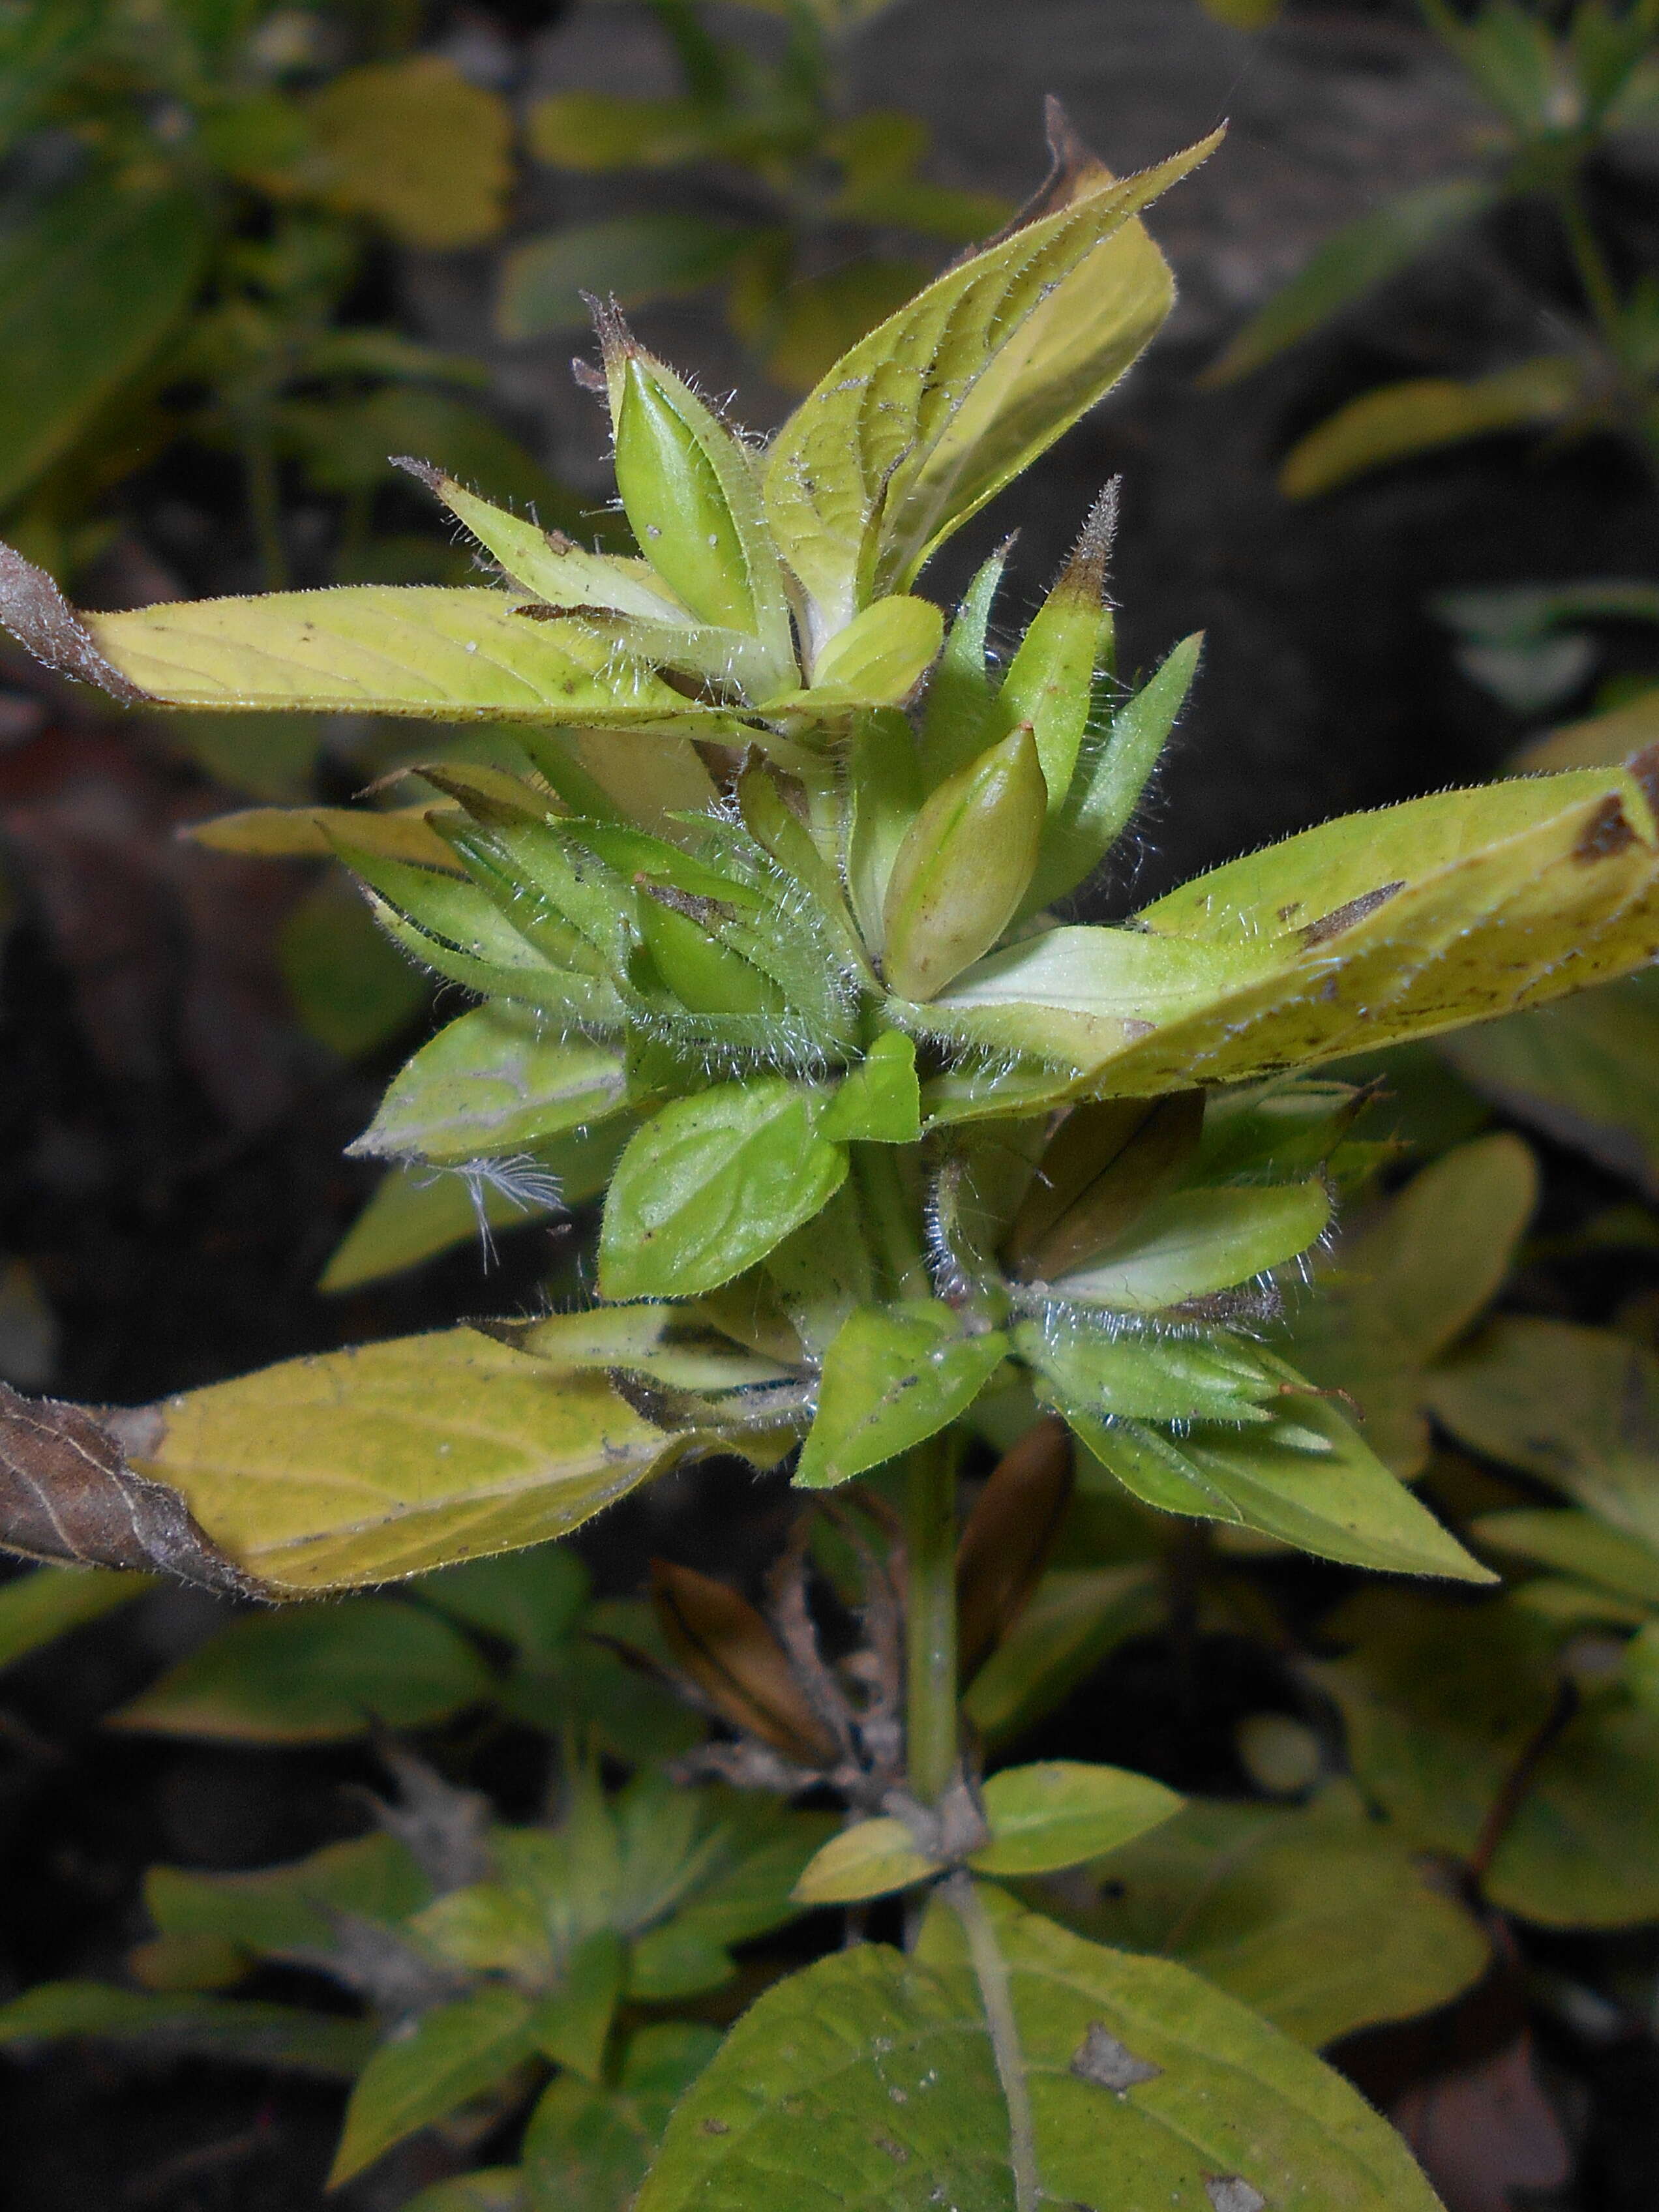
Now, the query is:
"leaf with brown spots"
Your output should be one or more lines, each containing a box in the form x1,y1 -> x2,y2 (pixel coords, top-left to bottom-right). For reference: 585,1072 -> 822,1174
635,1885 -> 1444,2211
927,762 -> 1659,1090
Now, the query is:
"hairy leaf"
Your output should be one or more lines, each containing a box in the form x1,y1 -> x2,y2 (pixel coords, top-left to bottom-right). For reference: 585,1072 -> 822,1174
601,1081 -> 846,1300
1066,1371 -> 1491,1581
957,760 -> 1659,1092
352,1007 -> 626,1165
637,1888 -> 1443,2209
794,1302 -> 1008,1488
82,587 -> 706,725
764,110 -> 1213,633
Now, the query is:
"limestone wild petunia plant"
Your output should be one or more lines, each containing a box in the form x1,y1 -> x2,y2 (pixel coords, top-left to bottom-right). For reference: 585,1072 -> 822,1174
6,99 -> 1659,2210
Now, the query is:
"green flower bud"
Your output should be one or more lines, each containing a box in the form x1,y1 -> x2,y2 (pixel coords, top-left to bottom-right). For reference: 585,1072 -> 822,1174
603,320 -> 793,681
881,724 -> 1047,1003
1002,1089 -> 1204,1284
634,880 -> 791,1019
996,483 -> 1116,811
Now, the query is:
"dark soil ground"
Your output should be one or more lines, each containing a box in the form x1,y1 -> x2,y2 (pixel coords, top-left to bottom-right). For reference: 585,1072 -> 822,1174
3,2 -> 1659,2205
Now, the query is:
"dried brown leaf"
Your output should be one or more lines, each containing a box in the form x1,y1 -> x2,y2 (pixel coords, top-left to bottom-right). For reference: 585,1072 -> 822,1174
651,1558 -> 839,1767
0,1385 -> 252,1593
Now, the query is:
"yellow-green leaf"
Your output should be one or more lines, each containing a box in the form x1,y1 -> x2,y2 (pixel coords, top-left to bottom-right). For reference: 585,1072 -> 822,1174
974,762 -> 1659,1094
85,588 -> 705,726
184,803 -> 464,871
792,1817 -> 941,1904
127,1330 -> 726,1593
966,1759 -> 1182,1875
306,57 -> 512,250
764,117 -> 1214,633
1279,357 -> 1584,500
351,1006 -> 626,1165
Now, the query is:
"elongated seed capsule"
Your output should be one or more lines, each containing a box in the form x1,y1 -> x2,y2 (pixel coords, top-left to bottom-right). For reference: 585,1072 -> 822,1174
1003,1089 -> 1204,1284
996,482 -> 1117,811
882,724 -> 1047,1003
634,878 -> 790,1018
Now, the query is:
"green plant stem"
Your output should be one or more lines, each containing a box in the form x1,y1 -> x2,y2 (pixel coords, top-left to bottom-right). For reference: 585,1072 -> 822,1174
853,1145 -> 929,1300
904,1426 -> 959,1808
944,1872 -> 1038,2212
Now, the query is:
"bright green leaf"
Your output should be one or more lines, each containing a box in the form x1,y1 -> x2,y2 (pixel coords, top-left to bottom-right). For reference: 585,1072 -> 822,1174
968,1759 -> 1182,1875
818,1030 -> 921,1144
599,1079 -> 847,1300
794,1301 -> 1008,1488
1043,1180 -> 1331,1309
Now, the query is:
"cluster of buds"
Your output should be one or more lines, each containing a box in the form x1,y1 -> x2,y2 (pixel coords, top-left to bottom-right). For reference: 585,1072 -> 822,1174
2,103 -> 1607,1596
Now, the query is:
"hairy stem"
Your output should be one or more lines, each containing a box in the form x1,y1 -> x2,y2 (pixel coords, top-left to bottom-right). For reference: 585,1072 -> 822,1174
904,1427 -> 959,1807
944,1872 -> 1038,2212
854,1145 -> 930,1302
